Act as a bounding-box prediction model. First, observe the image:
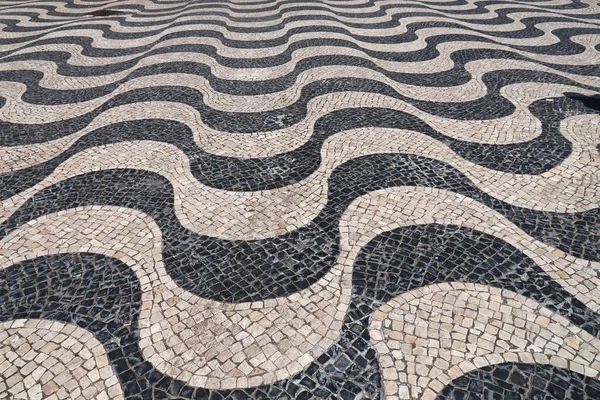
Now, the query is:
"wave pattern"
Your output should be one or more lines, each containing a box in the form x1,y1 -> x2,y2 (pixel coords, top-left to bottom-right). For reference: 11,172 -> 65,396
0,0 -> 599,398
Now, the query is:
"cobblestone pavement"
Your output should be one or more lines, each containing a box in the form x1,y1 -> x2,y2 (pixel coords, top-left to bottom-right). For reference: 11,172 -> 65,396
0,0 -> 599,398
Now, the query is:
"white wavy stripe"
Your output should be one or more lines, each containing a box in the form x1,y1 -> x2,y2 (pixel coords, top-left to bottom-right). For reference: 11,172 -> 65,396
0,0 -> 469,28
1,185 -> 598,387
0,44 -> 597,109
3,32 -> 597,87
369,283 -> 600,399
341,186 -> 600,312
0,0 -> 236,16
0,319 -> 124,399
1,83 -> 595,171
0,15 -> 414,44
2,10 -> 598,54
0,0 -> 384,14
1,0 -> 589,23
2,0 -> 596,38
0,206 -> 352,389
1,0 -> 530,13
1,57 -> 597,124
0,0 -> 132,12
4,36 -> 597,90
1,113 -> 597,244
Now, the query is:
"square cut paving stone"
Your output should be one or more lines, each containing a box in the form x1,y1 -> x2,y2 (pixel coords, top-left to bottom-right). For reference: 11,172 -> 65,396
0,0 -> 599,398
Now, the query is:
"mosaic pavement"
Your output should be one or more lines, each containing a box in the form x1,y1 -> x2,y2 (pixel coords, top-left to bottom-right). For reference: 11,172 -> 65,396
0,0 -> 599,398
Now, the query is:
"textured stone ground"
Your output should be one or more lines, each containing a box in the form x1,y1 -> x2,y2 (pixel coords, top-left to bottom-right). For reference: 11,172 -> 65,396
0,0 -> 599,398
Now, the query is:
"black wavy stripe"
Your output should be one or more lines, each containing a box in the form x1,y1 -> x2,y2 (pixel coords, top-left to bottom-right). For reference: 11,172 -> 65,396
0,3 -> 480,28
0,254 -> 382,399
3,44 -> 599,108
0,0 -> 400,22
2,95 -> 595,198
2,0 -> 570,18
0,0 -> 597,36
1,153 -> 598,305
1,0 -> 595,39
437,362 -> 600,399
352,224 -> 600,337
1,68 -> 598,147
1,223 -> 599,398
2,0 -> 591,23
2,16 -> 598,61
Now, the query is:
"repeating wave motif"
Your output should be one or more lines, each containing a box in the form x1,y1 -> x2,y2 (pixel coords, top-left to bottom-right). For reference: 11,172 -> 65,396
0,0 -> 599,398
1,112 -> 598,248
2,182 -> 600,388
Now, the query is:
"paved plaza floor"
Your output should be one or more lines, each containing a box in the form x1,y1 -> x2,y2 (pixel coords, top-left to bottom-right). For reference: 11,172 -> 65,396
0,0 -> 599,398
